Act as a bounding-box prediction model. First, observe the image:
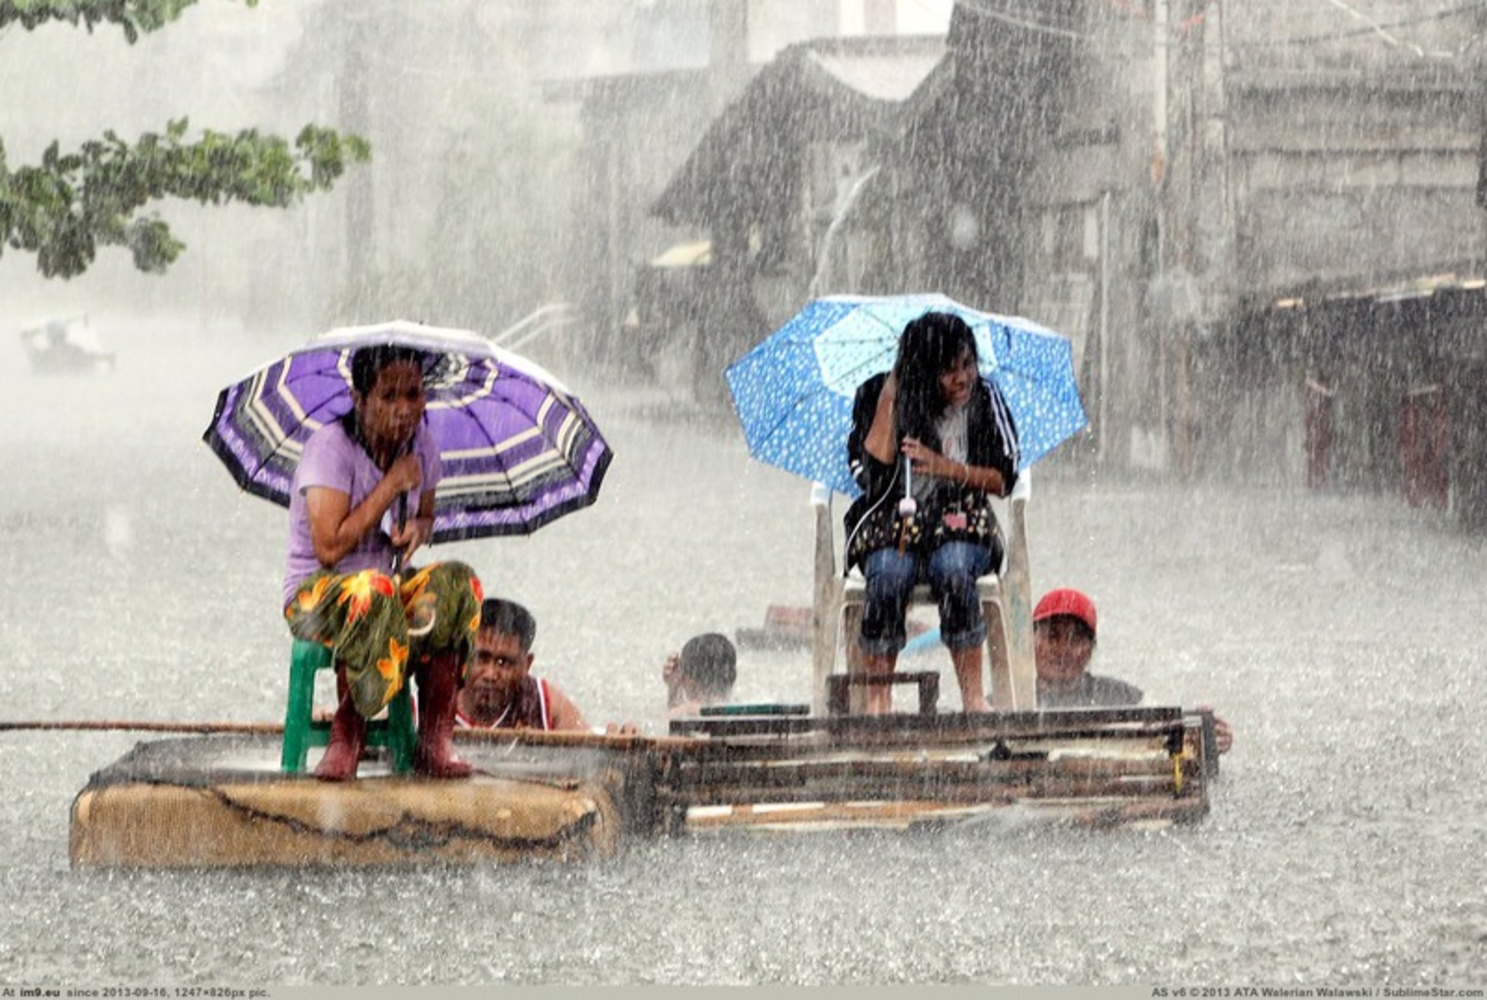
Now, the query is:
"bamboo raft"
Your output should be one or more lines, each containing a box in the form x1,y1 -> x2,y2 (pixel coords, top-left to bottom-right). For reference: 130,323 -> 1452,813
65,706 -> 1216,868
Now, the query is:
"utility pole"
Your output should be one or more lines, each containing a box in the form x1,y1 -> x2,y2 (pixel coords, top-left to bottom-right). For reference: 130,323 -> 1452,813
710,1 -> 750,115
1151,0 -> 1172,472
1199,0 -> 1234,314
1152,0 -> 1204,476
695,0 -> 753,404
1171,0 -> 1196,478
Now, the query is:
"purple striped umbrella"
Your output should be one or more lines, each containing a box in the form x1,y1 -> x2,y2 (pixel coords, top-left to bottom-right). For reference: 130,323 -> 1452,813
203,320 -> 612,541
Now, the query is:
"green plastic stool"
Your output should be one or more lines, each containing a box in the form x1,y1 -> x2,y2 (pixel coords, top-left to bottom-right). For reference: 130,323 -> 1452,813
280,639 -> 416,774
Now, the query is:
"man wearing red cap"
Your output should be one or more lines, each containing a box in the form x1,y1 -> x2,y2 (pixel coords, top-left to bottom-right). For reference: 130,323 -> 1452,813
1034,588 -> 1233,753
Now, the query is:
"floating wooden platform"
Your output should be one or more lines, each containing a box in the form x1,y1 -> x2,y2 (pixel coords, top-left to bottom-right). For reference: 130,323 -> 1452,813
70,707 -> 1216,868
663,706 -> 1217,834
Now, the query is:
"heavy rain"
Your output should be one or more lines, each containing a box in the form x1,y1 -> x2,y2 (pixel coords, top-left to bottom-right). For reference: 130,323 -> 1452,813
3,0 -> 1486,990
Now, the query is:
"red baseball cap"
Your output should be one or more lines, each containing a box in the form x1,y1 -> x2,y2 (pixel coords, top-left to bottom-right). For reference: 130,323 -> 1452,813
1033,588 -> 1097,638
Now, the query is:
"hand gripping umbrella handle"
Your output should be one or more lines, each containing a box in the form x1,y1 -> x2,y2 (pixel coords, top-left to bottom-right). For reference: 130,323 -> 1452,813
897,455 -> 916,553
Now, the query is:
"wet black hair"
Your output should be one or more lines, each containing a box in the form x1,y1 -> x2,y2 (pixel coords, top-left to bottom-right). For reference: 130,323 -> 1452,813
479,598 -> 537,652
893,311 -> 980,447
341,344 -> 440,447
678,633 -> 737,695
348,343 -> 439,395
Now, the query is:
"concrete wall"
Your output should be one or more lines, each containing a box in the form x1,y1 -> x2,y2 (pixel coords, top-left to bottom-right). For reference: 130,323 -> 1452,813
1012,0 -> 1487,480
1227,73 -> 1483,302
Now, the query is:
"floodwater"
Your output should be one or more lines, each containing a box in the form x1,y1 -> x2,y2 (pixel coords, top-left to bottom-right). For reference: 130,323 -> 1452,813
2,322 -> 1484,988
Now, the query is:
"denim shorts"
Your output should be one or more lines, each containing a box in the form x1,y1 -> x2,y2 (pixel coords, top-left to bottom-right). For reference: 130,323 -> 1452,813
857,540 -> 991,655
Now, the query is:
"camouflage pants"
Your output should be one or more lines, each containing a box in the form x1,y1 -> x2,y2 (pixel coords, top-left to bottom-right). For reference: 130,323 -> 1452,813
284,561 -> 483,718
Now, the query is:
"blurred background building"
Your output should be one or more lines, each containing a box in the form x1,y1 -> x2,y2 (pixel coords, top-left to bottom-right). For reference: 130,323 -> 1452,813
6,0 -> 1487,522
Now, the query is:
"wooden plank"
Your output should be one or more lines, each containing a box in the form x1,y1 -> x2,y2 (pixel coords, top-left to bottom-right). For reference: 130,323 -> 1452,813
678,793 -> 1209,831
827,671 -> 939,716
675,705 -> 1185,742
670,715 -> 830,738
660,770 -> 1196,809
672,758 -> 1197,792
683,799 -> 1024,830
671,753 -> 1186,788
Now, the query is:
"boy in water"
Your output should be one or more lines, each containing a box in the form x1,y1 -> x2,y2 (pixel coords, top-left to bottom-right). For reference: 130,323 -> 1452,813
662,632 -> 738,719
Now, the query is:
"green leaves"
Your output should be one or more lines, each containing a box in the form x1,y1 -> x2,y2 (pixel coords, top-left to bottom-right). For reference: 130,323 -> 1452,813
0,1 -> 255,44
0,121 -> 371,277
2,0 -> 368,277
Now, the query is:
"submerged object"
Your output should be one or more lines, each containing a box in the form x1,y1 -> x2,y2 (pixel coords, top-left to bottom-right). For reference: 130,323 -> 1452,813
19,316 -> 115,375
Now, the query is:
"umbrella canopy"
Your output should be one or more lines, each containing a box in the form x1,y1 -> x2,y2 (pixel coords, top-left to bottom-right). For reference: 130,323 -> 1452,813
725,293 -> 1086,495
203,320 -> 612,541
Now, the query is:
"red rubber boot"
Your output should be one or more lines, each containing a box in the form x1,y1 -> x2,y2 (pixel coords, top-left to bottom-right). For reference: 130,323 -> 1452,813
315,667 -> 367,781
413,654 -> 472,779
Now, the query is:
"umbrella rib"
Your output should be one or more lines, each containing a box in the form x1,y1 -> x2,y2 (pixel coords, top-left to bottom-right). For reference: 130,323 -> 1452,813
433,377 -> 609,533
237,383 -> 350,487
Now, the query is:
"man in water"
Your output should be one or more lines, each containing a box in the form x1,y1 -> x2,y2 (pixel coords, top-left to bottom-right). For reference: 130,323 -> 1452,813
1034,587 -> 1233,754
455,598 -> 590,731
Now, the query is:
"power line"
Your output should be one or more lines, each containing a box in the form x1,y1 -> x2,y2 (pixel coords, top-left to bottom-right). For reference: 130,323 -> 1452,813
1322,0 -> 1426,56
952,0 -> 1091,42
957,0 -> 1479,55
1229,1 -> 1484,51
953,0 -> 1225,54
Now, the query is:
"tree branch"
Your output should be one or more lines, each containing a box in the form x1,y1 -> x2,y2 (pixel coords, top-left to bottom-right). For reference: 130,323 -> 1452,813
0,122 -> 370,277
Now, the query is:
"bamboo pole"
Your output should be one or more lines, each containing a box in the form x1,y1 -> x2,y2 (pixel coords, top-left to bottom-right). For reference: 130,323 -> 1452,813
455,727 -> 699,750
0,719 -> 698,750
0,720 -> 283,734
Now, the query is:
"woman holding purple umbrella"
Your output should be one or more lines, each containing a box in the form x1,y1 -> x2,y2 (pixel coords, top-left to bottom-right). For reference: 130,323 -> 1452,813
282,344 -> 484,781
844,311 -> 1019,715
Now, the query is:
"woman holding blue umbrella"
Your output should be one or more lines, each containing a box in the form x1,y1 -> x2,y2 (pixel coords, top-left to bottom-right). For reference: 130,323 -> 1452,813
844,312 -> 1020,715
282,344 -> 484,781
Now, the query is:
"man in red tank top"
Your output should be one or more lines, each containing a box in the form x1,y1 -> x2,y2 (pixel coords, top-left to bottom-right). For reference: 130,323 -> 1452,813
455,598 -> 590,731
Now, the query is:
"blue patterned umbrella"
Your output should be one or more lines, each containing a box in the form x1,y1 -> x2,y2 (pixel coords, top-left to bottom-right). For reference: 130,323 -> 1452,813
203,320 -> 612,541
726,293 -> 1086,495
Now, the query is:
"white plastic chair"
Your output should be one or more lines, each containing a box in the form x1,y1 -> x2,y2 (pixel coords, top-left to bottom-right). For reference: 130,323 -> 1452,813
811,471 -> 1035,715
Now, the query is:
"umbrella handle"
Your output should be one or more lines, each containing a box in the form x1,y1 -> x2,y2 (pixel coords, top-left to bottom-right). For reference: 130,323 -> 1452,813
388,433 -> 412,577
391,491 -> 409,578
896,456 -> 916,554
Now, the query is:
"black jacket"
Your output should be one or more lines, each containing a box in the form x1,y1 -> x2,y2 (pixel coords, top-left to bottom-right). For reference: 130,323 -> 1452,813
843,371 -> 1019,568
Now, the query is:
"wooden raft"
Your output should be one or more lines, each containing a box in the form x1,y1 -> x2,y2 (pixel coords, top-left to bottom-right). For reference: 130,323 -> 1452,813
660,707 -> 1215,833
69,708 -> 1214,867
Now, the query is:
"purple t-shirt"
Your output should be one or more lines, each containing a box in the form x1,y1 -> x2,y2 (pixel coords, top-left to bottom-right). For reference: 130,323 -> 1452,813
282,419 -> 442,607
